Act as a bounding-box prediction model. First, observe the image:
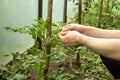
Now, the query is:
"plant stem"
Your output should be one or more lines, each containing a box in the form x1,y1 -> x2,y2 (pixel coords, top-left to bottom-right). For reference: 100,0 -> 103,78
76,51 -> 80,67
106,0 -> 109,12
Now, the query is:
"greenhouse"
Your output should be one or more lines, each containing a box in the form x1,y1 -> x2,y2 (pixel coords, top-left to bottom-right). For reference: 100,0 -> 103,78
0,0 -> 120,80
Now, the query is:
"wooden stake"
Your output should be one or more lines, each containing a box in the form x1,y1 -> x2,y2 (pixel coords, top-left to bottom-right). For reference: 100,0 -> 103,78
76,0 -> 82,67
63,0 -> 67,23
44,0 -> 53,80
38,0 -> 43,18
98,0 -> 103,28
78,0 -> 82,24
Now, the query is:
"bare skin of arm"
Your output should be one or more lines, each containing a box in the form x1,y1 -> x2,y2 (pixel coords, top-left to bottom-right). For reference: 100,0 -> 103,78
59,31 -> 120,60
84,37 -> 120,60
62,24 -> 120,38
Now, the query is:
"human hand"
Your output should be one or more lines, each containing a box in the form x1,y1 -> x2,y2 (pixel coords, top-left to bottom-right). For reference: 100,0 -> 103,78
59,31 -> 83,47
62,24 -> 88,33
62,24 -> 98,36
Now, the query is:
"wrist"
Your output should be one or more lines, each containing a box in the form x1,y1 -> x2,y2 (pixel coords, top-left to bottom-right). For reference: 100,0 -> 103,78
83,26 -> 104,38
77,33 -> 90,45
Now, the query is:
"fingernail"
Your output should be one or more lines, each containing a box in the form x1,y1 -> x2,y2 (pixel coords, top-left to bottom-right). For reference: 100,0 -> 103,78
62,28 -> 67,31
61,32 -> 67,36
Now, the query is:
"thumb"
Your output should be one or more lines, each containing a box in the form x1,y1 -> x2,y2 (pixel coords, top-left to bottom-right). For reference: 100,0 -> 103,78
59,31 -> 68,36
59,31 -> 68,41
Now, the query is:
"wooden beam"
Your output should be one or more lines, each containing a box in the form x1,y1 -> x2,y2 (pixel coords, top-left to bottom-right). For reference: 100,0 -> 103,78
98,0 -> 103,28
63,0 -> 67,23
38,0 -> 43,18
78,0 -> 82,24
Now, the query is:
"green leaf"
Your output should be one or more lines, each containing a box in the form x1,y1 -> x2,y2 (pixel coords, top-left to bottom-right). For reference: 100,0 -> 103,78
55,70 -> 67,79
11,73 -> 27,80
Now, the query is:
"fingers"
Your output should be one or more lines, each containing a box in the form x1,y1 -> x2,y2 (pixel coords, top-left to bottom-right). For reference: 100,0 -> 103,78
59,31 -> 67,43
62,24 -> 82,32
59,31 -> 82,47
59,24 -> 84,47
59,31 -> 67,36
62,24 -> 74,31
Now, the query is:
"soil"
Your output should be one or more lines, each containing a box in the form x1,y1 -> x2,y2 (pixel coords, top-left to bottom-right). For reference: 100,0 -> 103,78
48,54 -> 84,80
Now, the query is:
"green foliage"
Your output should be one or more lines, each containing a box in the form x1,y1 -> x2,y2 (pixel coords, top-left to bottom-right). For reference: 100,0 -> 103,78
1,19 -> 62,80
5,19 -> 48,40
70,0 -> 120,28
79,47 -> 113,80
0,52 -> 34,80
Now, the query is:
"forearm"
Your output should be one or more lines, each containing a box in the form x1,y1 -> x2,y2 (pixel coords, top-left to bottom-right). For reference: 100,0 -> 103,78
83,26 -> 120,38
81,36 -> 120,60
102,30 -> 120,38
